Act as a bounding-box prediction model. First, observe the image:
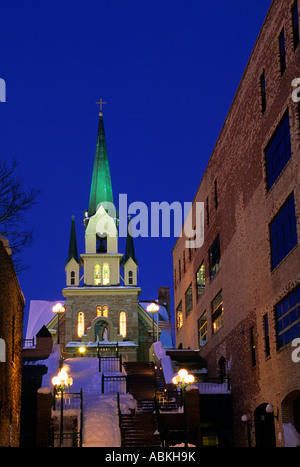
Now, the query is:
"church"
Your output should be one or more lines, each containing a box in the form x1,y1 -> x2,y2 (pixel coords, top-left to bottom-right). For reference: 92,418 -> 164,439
25,104 -> 173,362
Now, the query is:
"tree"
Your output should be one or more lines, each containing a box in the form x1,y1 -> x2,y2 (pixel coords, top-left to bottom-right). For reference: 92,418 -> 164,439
0,158 -> 40,273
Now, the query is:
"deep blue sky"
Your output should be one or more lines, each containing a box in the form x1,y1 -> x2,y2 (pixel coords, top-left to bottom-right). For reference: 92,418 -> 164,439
0,0 -> 271,335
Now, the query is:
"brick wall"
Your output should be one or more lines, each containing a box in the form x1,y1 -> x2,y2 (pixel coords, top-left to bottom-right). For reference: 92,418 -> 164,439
173,0 -> 300,447
0,238 -> 25,447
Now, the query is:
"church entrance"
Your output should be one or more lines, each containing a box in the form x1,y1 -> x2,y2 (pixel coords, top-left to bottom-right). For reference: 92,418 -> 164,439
94,320 -> 110,342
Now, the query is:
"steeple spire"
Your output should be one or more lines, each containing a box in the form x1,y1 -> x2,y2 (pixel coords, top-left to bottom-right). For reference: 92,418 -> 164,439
66,216 -> 79,265
123,218 -> 137,265
88,110 -> 114,217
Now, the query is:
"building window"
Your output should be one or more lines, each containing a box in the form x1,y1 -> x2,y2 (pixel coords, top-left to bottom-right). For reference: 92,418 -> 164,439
279,29 -> 286,75
212,291 -> 223,334
128,270 -> 133,285
103,263 -> 110,285
94,264 -> 101,285
77,312 -> 85,338
206,197 -> 209,226
276,286 -> 300,349
260,72 -> 267,113
119,311 -> 127,337
97,305 -> 108,317
209,235 -> 221,279
176,301 -> 183,330
185,283 -> 193,316
263,314 -> 270,357
265,111 -> 292,190
178,259 -> 181,281
196,263 -> 205,300
183,251 -> 186,274
250,327 -> 256,367
198,312 -> 207,347
214,179 -> 218,210
270,194 -> 298,269
70,271 -> 75,285
292,1 -> 300,50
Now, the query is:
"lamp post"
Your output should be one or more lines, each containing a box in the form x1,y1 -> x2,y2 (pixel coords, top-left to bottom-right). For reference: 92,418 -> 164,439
147,303 -> 159,343
241,414 -> 252,447
172,369 -> 195,447
52,369 -> 73,446
52,303 -> 65,344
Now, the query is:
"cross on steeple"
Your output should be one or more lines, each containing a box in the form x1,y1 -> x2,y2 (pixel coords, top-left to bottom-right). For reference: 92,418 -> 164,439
96,98 -> 107,116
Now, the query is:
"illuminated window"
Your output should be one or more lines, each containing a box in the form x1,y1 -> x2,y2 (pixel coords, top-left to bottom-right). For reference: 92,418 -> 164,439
77,312 -> 85,338
196,263 -> 205,300
212,291 -> 223,334
97,305 -> 109,317
176,301 -> 183,330
94,264 -> 101,285
185,283 -> 193,316
103,263 -> 110,285
119,311 -> 127,337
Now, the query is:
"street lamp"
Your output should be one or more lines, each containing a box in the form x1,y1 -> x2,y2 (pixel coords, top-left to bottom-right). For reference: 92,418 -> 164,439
147,302 -> 159,343
241,414 -> 252,447
52,303 -> 65,344
172,369 -> 195,447
52,369 -> 73,446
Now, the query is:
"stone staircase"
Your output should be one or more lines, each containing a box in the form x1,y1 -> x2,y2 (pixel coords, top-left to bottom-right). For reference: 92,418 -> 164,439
121,361 -> 161,447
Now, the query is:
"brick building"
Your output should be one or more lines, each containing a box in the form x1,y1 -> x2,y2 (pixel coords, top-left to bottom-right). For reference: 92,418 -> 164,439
0,236 -> 25,447
172,0 -> 300,447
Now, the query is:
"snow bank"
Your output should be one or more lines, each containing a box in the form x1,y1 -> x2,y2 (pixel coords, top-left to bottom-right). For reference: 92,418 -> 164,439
153,341 -> 175,384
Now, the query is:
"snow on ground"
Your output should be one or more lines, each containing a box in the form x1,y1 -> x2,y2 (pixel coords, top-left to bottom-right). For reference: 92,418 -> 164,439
38,349 -> 137,447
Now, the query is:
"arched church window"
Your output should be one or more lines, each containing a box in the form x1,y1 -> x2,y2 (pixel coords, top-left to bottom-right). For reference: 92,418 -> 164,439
96,305 -> 109,317
128,270 -> 133,285
103,263 -> 110,285
77,312 -> 85,338
94,264 -> 101,285
71,271 -> 75,285
119,311 -> 127,338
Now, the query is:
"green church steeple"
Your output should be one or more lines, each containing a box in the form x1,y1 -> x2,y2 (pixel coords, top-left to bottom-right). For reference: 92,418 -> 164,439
88,112 -> 114,217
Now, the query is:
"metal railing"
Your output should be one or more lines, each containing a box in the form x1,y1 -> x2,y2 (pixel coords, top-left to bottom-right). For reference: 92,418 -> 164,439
97,342 -> 119,357
23,337 -> 35,348
98,355 -> 123,372
51,389 -> 83,447
117,392 -> 125,447
101,374 -> 127,394
49,430 -> 82,447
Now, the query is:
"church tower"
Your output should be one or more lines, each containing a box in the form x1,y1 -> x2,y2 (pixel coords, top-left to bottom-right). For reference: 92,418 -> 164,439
62,105 -> 141,361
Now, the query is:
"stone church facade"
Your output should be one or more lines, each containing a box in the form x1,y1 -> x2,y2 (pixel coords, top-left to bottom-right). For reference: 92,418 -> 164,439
57,110 -> 159,361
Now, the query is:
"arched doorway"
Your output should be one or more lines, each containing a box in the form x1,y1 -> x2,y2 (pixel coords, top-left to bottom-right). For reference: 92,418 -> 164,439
281,390 -> 300,446
254,403 -> 276,447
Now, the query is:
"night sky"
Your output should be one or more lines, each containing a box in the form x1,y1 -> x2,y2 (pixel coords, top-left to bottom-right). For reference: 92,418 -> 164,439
0,0 -> 271,335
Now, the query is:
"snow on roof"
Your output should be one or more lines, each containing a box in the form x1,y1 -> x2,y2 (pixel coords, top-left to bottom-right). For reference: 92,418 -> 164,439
25,300 -> 65,340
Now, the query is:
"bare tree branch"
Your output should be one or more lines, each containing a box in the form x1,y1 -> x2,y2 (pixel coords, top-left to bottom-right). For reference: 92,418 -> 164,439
0,157 -> 40,273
